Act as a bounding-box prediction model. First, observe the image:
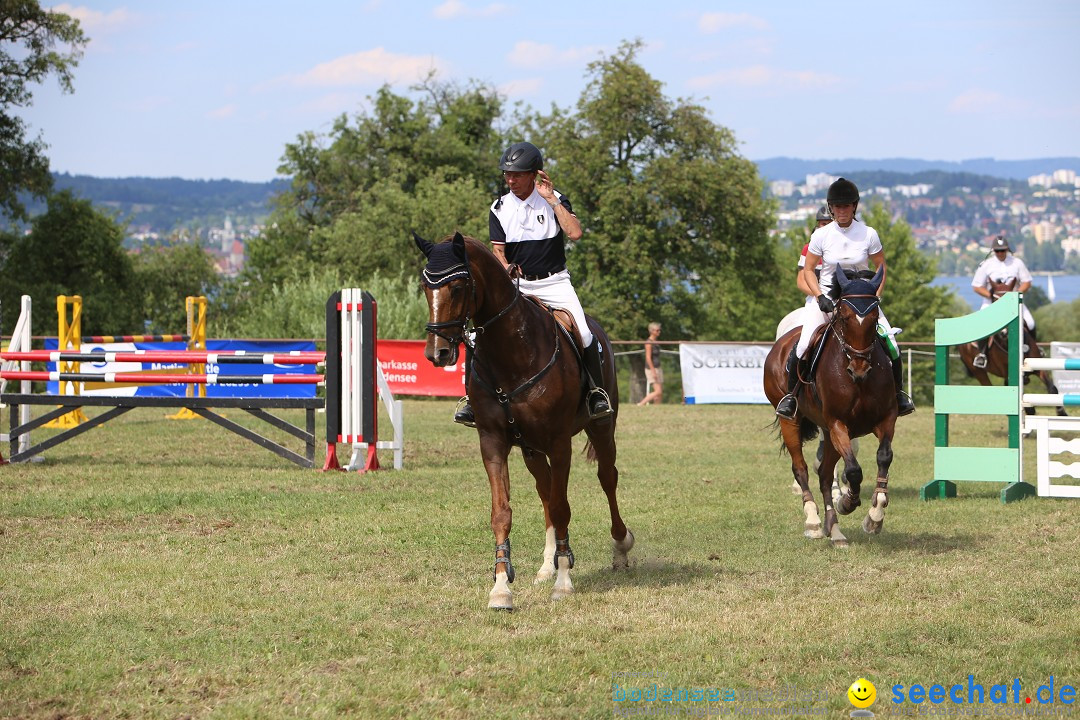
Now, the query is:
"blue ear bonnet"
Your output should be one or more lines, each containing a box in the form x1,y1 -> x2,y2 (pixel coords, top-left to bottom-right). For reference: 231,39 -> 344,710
840,277 -> 880,316
421,242 -> 469,288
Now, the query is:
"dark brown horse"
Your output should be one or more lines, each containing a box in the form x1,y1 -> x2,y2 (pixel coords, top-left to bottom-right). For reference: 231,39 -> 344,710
763,266 -> 897,547
957,281 -> 1067,417
416,231 -> 633,610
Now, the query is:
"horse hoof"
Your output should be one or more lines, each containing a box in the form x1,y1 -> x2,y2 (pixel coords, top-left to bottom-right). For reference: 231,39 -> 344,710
863,515 -> 883,535
534,567 -> 555,583
612,529 -> 634,569
551,586 -> 574,601
830,537 -> 850,549
804,525 -> 825,539
488,589 -> 514,610
837,493 -> 861,516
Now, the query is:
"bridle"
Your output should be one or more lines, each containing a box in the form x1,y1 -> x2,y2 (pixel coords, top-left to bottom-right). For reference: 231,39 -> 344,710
423,242 -> 520,351
830,293 -> 880,365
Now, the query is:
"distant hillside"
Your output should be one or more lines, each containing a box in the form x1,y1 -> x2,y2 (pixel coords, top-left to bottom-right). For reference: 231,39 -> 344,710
24,173 -> 288,237
754,157 -> 1080,182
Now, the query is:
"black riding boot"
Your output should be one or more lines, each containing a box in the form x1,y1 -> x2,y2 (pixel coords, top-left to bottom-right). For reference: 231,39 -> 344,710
973,337 -> 989,369
583,340 -> 614,421
453,346 -> 476,427
774,346 -> 801,420
892,355 -> 916,417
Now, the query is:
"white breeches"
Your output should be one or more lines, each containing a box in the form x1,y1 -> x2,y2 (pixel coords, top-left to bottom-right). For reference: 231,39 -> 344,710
518,270 -> 594,346
979,300 -> 1035,330
795,302 -> 895,359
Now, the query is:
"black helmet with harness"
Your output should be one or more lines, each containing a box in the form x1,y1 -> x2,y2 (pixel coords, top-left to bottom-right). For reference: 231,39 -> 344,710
500,142 -> 543,173
827,177 -> 860,206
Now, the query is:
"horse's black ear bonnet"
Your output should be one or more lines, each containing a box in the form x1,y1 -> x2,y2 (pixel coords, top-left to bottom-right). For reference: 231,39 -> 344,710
834,265 -> 882,316
416,231 -> 470,288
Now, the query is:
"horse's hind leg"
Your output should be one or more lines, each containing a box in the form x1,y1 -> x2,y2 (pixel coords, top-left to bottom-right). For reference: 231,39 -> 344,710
780,421 -> 822,539
585,424 -> 634,569
522,450 -> 557,583
863,422 -> 895,535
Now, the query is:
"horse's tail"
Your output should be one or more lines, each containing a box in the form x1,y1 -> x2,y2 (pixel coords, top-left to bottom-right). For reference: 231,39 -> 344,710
769,417 -> 819,455
583,439 -> 597,463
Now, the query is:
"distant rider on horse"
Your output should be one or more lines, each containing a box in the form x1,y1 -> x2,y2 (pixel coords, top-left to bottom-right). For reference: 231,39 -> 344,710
454,142 -> 613,426
775,178 -> 916,420
971,235 -> 1036,368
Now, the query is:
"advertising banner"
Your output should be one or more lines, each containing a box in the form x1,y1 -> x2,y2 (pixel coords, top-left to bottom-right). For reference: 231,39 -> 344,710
377,340 -> 465,397
1050,342 -> 1080,394
679,343 -> 771,404
45,338 -> 318,397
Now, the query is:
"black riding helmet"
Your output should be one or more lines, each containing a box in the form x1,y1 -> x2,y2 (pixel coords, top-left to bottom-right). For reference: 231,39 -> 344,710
815,205 -> 832,223
500,142 -> 543,173
827,177 -> 859,206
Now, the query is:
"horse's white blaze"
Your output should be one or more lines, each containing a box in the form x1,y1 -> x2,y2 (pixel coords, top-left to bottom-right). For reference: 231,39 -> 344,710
855,314 -> 871,326
489,571 -> 513,610
551,556 -> 573,600
534,526 -> 556,582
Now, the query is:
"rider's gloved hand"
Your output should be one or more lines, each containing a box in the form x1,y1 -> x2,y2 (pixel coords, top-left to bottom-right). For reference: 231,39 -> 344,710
817,294 -> 835,313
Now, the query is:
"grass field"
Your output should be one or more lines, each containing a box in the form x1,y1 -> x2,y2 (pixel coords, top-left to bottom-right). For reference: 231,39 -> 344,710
1,399 -> 1078,719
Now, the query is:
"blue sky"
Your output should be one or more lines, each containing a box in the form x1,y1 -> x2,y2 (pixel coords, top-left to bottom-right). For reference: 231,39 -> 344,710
17,1 -> 1080,182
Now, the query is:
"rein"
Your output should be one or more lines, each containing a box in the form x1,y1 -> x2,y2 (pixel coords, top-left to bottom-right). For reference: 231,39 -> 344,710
423,245 -> 563,446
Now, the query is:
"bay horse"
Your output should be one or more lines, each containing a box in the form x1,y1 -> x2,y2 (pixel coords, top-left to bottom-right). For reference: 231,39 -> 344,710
763,266 -> 897,547
956,280 -> 1067,417
415,231 -> 634,610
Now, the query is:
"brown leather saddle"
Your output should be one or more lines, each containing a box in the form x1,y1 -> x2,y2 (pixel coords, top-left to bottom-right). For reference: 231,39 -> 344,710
523,295 -> 585,354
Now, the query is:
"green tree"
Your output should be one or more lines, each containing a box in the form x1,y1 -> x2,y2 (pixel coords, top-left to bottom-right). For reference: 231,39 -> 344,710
247,78 -> 504,292
131,242 -> 220,333
524,40 -> 783,342
211,267 -> 426,341
861,203 -> 955,342
0,1 -> 87,222
1034,297 -> 1080,342
0,190 -> 143,335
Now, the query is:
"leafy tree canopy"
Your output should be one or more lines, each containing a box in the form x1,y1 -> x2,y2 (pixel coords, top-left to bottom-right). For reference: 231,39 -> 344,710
131,242 -> 221,333
0,190 -> 142,335
522,40 -> 782,340
0,1 -> 87,222
245,76 -> 505,293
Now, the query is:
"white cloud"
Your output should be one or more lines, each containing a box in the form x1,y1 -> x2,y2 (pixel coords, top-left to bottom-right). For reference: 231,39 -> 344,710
687,65 -> 840,90
499,77 -> 544,98
947,89 -> 1008,114
698,12 -> 769,33
51,4 -> 134,34
206,104 -> 237,120
506,41 -> 605,68
433,0 -> 507,19
286,48 -> 446,87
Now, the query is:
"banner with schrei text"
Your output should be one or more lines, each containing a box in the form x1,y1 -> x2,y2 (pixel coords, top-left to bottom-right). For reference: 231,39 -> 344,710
679,343 -> 770,404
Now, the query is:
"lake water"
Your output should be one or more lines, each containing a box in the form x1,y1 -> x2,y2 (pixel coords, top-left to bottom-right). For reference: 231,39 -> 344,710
931,274 -> 1080,311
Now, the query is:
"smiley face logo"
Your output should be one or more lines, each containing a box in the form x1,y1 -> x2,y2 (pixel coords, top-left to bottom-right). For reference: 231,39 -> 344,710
848,678 -> 876,709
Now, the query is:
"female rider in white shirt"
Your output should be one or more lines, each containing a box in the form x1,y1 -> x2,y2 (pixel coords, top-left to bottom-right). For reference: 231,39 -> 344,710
774,178 -> 916,420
